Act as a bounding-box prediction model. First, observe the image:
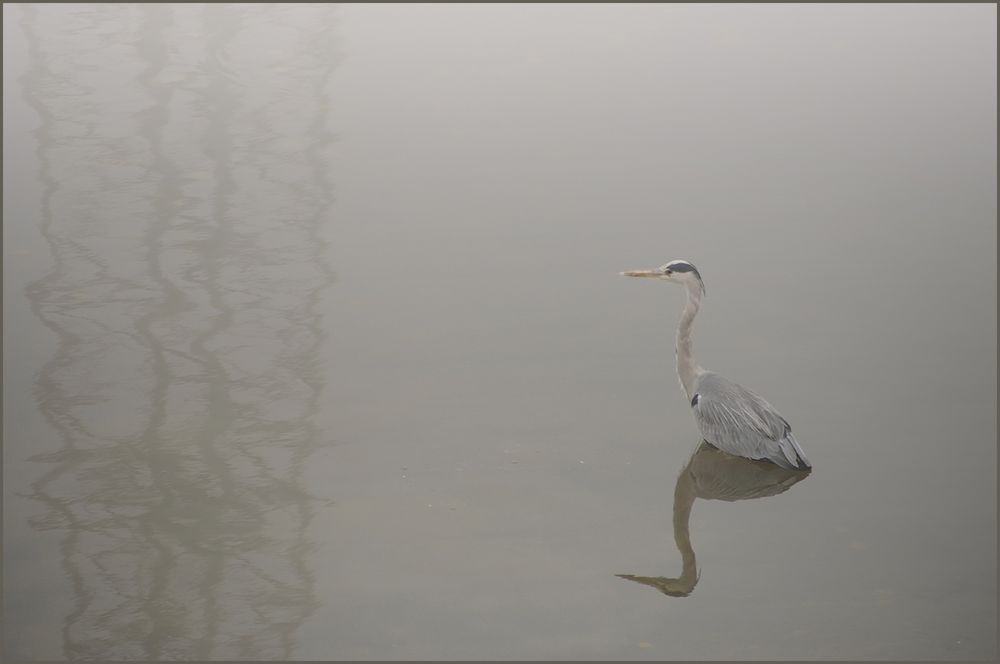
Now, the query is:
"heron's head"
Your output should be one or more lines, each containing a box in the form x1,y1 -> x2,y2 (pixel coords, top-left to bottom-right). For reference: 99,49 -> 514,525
621,259 -> 705,294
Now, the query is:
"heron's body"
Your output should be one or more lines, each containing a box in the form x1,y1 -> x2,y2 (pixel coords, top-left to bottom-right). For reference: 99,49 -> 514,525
622,259 -> 811,471
690,372 -> 810,470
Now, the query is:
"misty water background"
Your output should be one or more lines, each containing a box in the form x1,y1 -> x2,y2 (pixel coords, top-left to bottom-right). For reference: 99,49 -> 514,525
3,4 -> 996,660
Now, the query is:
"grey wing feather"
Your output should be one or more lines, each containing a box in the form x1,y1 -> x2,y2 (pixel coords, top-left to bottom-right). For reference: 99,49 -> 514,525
691,373 -> 811,470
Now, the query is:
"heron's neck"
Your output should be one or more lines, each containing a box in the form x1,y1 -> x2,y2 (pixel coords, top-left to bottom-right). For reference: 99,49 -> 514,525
676,284 -> 704,399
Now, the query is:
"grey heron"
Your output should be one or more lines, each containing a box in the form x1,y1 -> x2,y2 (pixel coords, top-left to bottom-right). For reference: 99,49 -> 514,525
622,260 -> 811,470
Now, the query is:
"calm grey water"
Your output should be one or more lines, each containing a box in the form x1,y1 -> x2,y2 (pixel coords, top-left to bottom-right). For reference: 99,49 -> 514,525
3,4 -> 996,661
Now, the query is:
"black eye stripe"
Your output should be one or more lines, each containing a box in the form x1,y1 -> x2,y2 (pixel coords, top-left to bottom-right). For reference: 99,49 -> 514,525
659,261 -> 706,293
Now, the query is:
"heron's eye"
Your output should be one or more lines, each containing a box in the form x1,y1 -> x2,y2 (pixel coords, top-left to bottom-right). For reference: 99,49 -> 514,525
663,269 -> 673,275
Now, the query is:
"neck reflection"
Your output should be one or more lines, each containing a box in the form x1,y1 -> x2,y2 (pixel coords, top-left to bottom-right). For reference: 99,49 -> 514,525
617,442 -> 811,597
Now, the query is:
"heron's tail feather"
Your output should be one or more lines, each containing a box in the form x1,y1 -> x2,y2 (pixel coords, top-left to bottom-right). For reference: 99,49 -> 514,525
776,433 -> 811,470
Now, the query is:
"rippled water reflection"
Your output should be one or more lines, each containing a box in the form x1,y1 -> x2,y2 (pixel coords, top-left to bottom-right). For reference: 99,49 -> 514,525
12,5 -> 336,659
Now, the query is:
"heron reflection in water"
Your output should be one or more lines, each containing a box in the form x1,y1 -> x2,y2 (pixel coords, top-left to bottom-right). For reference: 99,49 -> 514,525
622,260 -> 811,470
617,442 -> 810,597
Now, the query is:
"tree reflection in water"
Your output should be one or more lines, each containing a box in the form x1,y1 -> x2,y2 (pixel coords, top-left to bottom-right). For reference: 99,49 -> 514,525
21,4 -> 338,659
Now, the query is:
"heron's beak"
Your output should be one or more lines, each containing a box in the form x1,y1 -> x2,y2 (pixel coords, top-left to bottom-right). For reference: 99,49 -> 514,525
620,270 -> 661,278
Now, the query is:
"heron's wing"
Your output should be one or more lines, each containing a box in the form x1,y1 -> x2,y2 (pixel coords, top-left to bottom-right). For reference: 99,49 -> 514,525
692,373 -> 811,470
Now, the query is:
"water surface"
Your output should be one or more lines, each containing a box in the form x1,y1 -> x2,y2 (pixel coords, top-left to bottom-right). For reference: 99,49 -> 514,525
4,4 -> 996,660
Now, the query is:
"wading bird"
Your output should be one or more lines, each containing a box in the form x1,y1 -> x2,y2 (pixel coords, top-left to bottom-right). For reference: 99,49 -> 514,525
622,260 -> 811,470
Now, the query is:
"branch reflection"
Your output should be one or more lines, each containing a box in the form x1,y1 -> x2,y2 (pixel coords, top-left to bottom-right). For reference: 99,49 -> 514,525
617,442 -> 811,597
22,4 -> 338,659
